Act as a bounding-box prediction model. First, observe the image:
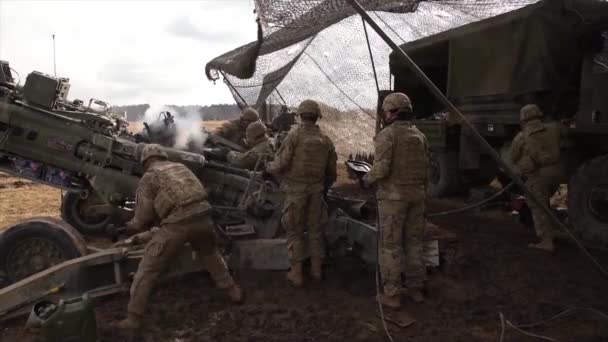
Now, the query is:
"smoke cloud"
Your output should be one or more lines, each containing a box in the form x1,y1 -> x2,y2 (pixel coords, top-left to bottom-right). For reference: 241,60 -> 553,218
143,104 -> 208,150
174,109 -> 207,150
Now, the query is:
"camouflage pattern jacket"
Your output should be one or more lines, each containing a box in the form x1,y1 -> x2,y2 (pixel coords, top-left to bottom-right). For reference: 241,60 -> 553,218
267,122 -> 337,193
128,160 -> 211,231
511,119 -> 561,176
227,137 -> 274,171
363,121 -> 429,201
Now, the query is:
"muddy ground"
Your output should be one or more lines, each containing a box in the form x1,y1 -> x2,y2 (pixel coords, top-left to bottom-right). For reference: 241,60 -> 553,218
1,180 -> 607,341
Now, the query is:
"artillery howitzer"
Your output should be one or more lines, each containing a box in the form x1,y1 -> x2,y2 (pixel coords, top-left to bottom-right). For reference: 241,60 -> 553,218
0,62 -> 443,321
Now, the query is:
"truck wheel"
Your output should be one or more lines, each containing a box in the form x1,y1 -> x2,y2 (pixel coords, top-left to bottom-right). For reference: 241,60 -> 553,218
61,192 -> 111,235
0,217 -> 87,285
568,155 -> 608,245
428,150 -> 461,197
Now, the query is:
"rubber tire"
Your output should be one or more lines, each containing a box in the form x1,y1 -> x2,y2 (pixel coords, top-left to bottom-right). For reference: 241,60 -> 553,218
568,155 -> 608,246
61,192 -> 111,236
428,149 -> 461,197
0,217 -> 87,286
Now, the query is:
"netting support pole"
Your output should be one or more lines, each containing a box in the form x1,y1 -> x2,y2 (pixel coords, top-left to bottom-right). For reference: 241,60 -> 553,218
275,88 -> 287,106
348,0 -> 608,277
361,17 -> 381,134
220,70 -> 249,108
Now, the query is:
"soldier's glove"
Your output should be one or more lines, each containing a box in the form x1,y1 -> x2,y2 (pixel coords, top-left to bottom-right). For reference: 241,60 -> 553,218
113,227 -> 159,247
106,224 -> 127,243
131,227 -> 159,245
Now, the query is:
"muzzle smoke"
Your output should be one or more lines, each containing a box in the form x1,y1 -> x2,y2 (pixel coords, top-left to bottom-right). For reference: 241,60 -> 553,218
143,104 -> 208,150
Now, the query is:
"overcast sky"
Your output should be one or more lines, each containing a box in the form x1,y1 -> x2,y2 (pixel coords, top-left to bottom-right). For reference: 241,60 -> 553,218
0,0 -> 258,105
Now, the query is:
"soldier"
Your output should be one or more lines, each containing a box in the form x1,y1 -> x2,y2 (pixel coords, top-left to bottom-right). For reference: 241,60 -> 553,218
214,107 -> 260,149
362,93 -> 429,308
227,121 -> 274,171
511,104 -> 561,252
266,99 -> 337,286
115,144 -> 242,334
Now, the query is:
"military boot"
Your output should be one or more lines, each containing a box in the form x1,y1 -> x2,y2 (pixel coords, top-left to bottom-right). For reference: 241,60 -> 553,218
286,262 -> 303,287
376,293 -> 401,309
113,312 -> 143,338
226,285 -> 243,303
528,237 -> 554,252
311,257 -> 323,282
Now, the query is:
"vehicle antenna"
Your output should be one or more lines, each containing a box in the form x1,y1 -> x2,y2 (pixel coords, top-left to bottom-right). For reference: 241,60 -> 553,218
52,34 -> 57,76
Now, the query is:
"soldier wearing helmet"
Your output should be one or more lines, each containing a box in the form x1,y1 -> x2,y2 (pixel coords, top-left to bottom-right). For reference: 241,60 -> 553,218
362,92 -> 429,308
227,121 -> 274,171
511,104 -> 562,252
115,143 -> 243,334
214,107 -> 261,149
266,99 -> 337,286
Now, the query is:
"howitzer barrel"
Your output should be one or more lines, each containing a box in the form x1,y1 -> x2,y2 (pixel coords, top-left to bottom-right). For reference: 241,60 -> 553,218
206,160 -> 255,179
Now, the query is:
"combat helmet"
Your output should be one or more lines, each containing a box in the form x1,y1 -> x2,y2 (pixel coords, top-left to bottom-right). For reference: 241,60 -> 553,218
296,99 -> 322,120
245,121 -> 267,145
382,92 -> 412,113
140,144 -> 168,163
520,104 -> 543,122
241,107 -> 260,122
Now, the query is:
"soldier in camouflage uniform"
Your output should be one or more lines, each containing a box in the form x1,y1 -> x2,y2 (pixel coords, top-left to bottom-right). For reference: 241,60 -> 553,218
363,93 -> 429,308
227,121 -> 274,171
266,100 -> 337,286
214,107 -> 260,149
511,104 -> 561,252
116,144 -> 242,333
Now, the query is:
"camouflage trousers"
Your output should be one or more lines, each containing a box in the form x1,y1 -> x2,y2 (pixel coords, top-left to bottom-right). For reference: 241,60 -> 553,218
282,191 -> 327,264
526,166 -> 561,240
128,214 -> 234,317
378,199 -> 425,296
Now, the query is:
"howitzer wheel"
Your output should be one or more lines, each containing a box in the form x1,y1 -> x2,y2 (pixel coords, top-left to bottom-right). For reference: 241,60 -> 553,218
61,191 -> 112,235
0,217 -> 87,286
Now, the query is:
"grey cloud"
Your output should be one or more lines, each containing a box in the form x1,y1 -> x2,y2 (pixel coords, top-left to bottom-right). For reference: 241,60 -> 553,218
166,15 -> 236,42
95,59 -> 185,99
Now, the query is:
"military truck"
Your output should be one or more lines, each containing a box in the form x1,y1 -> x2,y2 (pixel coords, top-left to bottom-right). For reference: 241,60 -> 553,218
385,0 -> 608,244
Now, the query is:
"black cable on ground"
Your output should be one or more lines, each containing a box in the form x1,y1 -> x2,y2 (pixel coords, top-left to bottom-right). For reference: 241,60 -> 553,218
498,307 -> 608,342
427,182 -> 514,218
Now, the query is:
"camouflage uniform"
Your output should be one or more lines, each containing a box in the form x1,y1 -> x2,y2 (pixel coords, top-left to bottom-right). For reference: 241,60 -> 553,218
125,146 -> 236,321
227,121 -> 274,171
511,104 -> 561,244
214,107 -> 260,149
267,100 -> 337,281
363,93 -> 429,298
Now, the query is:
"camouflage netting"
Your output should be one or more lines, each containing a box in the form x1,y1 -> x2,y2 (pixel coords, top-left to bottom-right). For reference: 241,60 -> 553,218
206,0 -> 539,158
